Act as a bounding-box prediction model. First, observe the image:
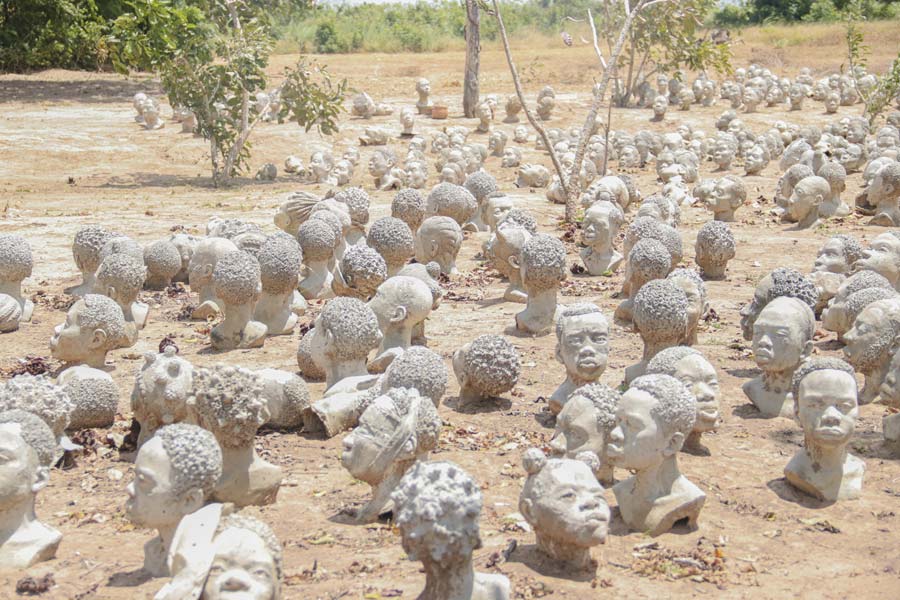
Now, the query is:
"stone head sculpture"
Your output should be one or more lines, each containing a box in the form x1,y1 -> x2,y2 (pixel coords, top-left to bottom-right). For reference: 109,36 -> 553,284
426,183 -> 478,227
666,268 -> 707,346
706,175 -> 746,222
188,237 -> 239,320
488,130 -> 508,157
131,346 -> 194,449
744,143 -> 769,175
66,225 -> 116,297
453,334 -> 520,407
392,461 -> 510,600
334,244 -> 387,301
333,187 -> 371,245
712,139 -> 736,171
188,365 -> 279,507
143,239 -> 183,290
391,189 -> 426,233
487,221 -> 532,304
694,220 -> 735,280
56,365 -> 118,430
415,78 -> 432,113
484,194 -> 517,233
519,448 -> 609,569
867,161 -> 900,227
96,253 -> 147,342
607,374 -> 704,536
814,234 -> 863,275
0,375 -> 71,459
549,383 -> 620,484
818,161 -> 850,218
502,146 -> 523,168
341,387 -> 441,523
297,218 -> 338,300
744,296 -> 815,418
253,235 -> 302,336
786,175 -> 829,229
50,293 -> 127,369
622,216 -> 683,265
627,279 -> 689,384
0,409 -> 61,568
368,216 -> 415,277
853,231 -> 900,289
463,171 -> 498,232
580,201 -> 625,276
550,304 -> 609,414
614,238 -> 671,324
647,346 -> 719,454
416,216 -> 463,277
516,234 -> 567,335
209,251 -> 266,350
125,423 -> 222,576
651,95 -> 668,121
368,148 -> 398,191
843,297 -> 900,404
375,346 -> 448,409
367,276 -> 433,373
785,357 -> 863,502
740,267 -> 818,341
0,234 -> 33,324
822,270 -> 894,337
310,296 -> 382,392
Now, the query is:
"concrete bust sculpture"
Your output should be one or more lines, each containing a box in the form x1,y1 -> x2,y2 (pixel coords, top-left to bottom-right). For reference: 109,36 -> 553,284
516,233 -> 567,335
626,279 -> 689,385
843,297 -> 900,405
415,78 -> 432,114
814,234 -> 863,275
0,410 -> 61,568
453,334 -> 520,407
391,189 -> 427,233
705,175 -> 746,222
785,357 -> 864,502
125,423 -> 222,577
310,296 -> 382,394
143,239 -> 183,291
667,268 -> 707,346
210,251 -> 266,350
0,234 -> 34,326
189,237 -> 239,320
549,383 -> 620,484
519,448 -> 609,569
854,231 -> 900,290
487,219 -> 532,304
334,245 -> 387,301
57,365 -> 119,430
189,365 -> 281,507
66,225 -> 116,297
253,235 -> 302,336
867,161 -> 900,227
368,216 -> 415,277
416,216 -> 463,276
131,347 -> 194,449
607,374 -> 705,536
580,201 -> 625,275
341,388 -> 441,523
822,270 -> 893,338
297,218 -> 339,300
614,238 -> 672,325
96,253 -> 148,345
550,304 -> 609,415
426,183 -> 478,227
744,296 -> 815,418
0,375 -> 71,460
50,294 -> 128,369
392,461 -> 510,600
646,346 -> 720,455
694,220 -> 735,280
367,276 -> 433,373
786,175 -> 830,229
739,267 -> 817,341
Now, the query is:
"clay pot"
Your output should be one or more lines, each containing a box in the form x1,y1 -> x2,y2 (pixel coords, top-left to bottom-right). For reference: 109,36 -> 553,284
431,105 -> 449,119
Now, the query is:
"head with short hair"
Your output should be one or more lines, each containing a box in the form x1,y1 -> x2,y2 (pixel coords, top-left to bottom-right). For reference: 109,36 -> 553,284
381,346 -> 448,406
312,296 -> 382,363
520,234 -> 567,291
297,219 -> 338,262
391,189 -> 427,232
0,409 -> 58,468
189,364 -> 267,448
258,235 -> 302,295
72,225 -> 116,273
633,279 -> 689,346
0,374 -> 72,439
454,334 -> 520,397
212,251 -> 261,306
338,245 -> 387,300
368,217 -> 415,271
97,253 -> 147,305
0,235 -> 33,284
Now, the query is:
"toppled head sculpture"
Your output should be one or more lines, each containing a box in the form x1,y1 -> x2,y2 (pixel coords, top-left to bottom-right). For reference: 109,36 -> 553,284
391,461 -> 511,600
341,387 -> 441,522
519,448 -> 609,569
549,382 -> 620,484
606,374 -> 705,536
647,346 -> 719,455
189,365 -> 281,507
785,357 -> 864,502
0,410 -> 61,568
453,334 -> 520,408
550,304 -> 609,414
50,294 -> 128,369
125,423 -> 222,577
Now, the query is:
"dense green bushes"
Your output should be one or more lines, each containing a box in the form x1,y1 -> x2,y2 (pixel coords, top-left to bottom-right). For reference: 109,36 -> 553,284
710,0 -> 900,26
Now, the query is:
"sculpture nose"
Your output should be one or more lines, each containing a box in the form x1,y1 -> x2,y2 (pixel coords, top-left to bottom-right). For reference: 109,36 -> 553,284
609,426 -> 623,444
822,406 -> 842,425
220,570 -> 251,592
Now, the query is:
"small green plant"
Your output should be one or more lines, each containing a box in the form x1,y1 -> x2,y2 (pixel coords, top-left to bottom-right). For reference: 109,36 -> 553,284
844,0 -> 900,126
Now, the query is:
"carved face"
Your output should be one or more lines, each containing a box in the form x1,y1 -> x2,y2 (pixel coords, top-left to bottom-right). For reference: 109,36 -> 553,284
619,146 -> 640,168
0,425 -> 42,511
556,313 -> 609,383
202,527 -> 278,600
825,94 -> 840,113
549,394 -> 608,460
752,303 -> 810,373
745,146 -> 767,174
710,177 -> 738,215
333,160 -> 352,186
787,179 -> 820,222
125,436 -> 183,529
814,239 -> 851,274
309,152 -> 331,176
739,275 -> 771,340
879,348 -> 900,405
49,300 -> 106,363
404,162 -> 427,189
486,197 -> 514,231
796,369 -> 858,449
672,354 -> 719,432
581,206 -> 614,249
652,96 -> 668,116
869,170 -> 899,207
607,388 -> 671,471
669,276 -> 704,341
368,153 -> 389,177
843,303 -> 894,371
856,233 -> 900,285
713,141 -> 734,166
521,461 -> 609,548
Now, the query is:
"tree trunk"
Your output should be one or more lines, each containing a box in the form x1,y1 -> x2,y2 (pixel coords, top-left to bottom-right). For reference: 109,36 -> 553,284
463,0 -> 480,118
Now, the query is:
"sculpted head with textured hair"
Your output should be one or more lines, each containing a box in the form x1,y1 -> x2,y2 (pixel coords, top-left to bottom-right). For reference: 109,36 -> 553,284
96,252 -> 148,339
844,297 -> 900,405
517,233 -> 567,335
210,250 -> 267,350
391,460 -> 511,600
626,279 -> 689,384
415,216 -> 463,276
550,304 -> 609,414
66,225 -> 117,297
341,388 -> 442,522
125,423 -> 223,576
785,357 -> 864,502
739,267 -> 817,341
367,276 -> 434,373
549,383 -> 620,484
580,201 -> 625,275
606,374 -> 705,536
50,294 -> 128,369
854,231 -> 900,289
453,334 -> 520,406
189,365 -> 281,507
0,234 -> 34,324
310,297 -> 383,392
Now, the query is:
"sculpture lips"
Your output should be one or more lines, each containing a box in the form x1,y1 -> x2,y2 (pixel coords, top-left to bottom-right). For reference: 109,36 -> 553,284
816,426 -> 845,438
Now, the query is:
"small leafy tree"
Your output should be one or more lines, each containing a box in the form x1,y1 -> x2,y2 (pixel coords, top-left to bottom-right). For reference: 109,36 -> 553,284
844,0 -> 900,126
111,0 -> 346,185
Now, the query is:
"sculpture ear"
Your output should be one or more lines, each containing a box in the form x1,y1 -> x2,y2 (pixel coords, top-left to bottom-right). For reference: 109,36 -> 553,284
89,328 -> 108,350
663,431 -> 684,457
391,305 -> 408,324
201,264 -> 213,278
32,465 -> 50,494
801,339 -> 814,361
180,488 -> 205,515
508,255 -> 520,271
430,239 -> 439,256
400,435 -> 417,459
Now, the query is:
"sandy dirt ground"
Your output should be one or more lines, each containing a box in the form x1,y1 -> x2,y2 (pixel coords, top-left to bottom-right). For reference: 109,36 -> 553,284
1,40 -> 900,600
